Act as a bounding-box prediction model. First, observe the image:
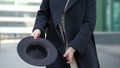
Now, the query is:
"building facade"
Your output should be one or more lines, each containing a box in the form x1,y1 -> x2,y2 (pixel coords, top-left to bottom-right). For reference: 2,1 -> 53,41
96,0 -> 120,31
0,0 -> 120,31
0,0 -> 41,27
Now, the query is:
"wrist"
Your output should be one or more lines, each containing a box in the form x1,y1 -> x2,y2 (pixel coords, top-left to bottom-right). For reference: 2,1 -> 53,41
69,47 -> 75,53
35,29 -> 41,33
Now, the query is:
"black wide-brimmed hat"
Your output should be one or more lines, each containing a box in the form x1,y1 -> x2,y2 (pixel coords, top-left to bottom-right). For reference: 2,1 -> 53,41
17,36 -> 58,66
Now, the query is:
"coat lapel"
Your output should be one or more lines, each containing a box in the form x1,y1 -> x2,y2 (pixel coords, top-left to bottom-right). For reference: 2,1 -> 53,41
49,0 -> 67,26
49,0 -> 78,26
66,0 -> 78,12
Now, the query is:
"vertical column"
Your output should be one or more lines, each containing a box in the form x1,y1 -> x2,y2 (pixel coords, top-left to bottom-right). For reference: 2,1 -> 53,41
107,0 -> 113,31
95,0 -> 103,31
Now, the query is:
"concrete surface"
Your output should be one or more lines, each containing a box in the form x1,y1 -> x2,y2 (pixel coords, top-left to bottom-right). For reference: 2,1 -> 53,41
94,32 -> 120,45
0,40 -> 45,68
0,39 -> 120,68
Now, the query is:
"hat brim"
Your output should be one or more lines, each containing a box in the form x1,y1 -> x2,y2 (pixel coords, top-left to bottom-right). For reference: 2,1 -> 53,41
17,36 -> 58,66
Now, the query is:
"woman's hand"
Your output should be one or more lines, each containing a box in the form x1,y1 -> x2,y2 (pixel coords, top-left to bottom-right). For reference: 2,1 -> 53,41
63,47 -> 75,64
31,29 -> 41,39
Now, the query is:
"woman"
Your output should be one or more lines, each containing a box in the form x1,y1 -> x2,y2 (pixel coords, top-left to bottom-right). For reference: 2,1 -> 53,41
31,0 -> 100,68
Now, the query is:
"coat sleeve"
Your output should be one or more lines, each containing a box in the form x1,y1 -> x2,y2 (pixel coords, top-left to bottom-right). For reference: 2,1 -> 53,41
69,0 -> 96,55
33,0 -> 50,35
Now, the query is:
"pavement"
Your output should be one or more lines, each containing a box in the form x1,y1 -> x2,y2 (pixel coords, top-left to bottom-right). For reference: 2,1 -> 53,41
97,44 -> 120,57
0,39 -> 120,68
0,39 -> 45,68
97,50 -> 120,68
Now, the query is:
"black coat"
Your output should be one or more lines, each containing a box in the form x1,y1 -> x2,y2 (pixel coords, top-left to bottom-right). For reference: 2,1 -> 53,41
33,0 -> 100,68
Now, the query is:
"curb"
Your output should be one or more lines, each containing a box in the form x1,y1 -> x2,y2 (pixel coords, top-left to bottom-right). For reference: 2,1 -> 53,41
96,45 -> 120,57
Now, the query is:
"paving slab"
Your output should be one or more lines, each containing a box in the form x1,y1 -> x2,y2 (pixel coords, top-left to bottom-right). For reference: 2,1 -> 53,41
0,39 -> 120,68
0,41 -> 46,68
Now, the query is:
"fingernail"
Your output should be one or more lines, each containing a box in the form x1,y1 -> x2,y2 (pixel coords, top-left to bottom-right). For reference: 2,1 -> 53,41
34,37 -> 37,39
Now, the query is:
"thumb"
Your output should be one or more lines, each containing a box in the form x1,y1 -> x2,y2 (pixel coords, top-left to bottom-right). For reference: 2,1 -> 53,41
34,33 -> 39,39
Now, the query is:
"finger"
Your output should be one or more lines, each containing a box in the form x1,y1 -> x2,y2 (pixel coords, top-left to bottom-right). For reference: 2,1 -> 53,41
66,51 -> 73,63
68,58 -> 72,63
34,33 -> 39,39
34,35 -> 37,39
67,58 -> 72,64
67,54 -> 73,64
63,51 -> 68,57
66,57 -> 70,64
31,32 -> 37,39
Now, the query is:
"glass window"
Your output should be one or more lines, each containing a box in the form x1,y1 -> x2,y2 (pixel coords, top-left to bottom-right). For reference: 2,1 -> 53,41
105,0 -> 120,31
0,22 -> 26,27
0,11 -> 36,17
0,0 -> 14,5
113,2 -> 120,31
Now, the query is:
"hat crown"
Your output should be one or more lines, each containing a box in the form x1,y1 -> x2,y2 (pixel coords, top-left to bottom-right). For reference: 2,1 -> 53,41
26,43 -> 47,59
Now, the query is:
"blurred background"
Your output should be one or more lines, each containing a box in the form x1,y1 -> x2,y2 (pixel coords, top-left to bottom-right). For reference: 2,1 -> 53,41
0,0 -> 120,68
